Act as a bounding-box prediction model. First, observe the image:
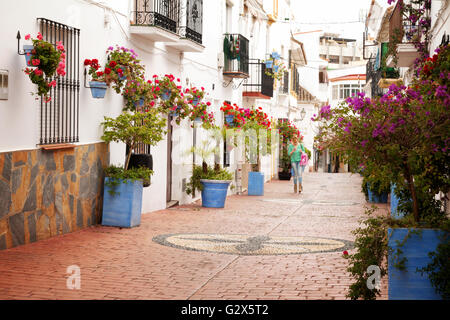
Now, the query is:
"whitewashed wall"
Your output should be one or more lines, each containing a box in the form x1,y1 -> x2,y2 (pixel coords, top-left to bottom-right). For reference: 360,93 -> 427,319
0,0 -> 243,213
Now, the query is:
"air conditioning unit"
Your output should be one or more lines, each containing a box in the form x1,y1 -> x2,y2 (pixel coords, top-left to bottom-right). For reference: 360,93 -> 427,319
217,52 -> 224,69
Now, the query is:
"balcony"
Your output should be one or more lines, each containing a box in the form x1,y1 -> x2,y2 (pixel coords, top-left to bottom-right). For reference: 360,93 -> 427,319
223,34 -> 249,79
130,0 -> 204,52
386,0 -> 425,67
130,0 -> 180,42
243,59 -> 274,99
166,0 -> 204,52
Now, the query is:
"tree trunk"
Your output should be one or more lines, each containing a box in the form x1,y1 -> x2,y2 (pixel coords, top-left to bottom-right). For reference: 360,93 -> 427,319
202,161 -> 208,174
404,164 -> 420,222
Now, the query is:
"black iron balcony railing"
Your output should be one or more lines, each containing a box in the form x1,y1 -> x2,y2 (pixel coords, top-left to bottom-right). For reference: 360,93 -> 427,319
243,59 -> 274,98
223,34 -> 249,78
180,0 -> 203,44
131,0 -> 180,34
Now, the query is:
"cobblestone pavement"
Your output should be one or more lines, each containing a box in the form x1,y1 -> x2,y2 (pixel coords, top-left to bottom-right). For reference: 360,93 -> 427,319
0,172 -> 389,300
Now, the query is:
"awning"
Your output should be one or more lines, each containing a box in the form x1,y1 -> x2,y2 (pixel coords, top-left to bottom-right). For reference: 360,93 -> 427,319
245,0 -> 267,20
290,37 -> 307,65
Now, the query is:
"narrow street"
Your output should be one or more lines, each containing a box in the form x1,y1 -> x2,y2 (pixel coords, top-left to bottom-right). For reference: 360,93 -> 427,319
0,173 -> 388,300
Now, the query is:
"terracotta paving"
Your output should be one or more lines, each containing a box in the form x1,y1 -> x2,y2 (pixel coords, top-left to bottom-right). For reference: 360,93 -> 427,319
0,172 -> 389,300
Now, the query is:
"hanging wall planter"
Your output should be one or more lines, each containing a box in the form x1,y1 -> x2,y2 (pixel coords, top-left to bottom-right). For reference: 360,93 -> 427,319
23,45 -> 34,66
225,114 -> 234,125
192,97 -> 199,106
265,60 -> 273,69
161,89 -> 170,101
89,81 -> 108,99
134,97 -> 145,108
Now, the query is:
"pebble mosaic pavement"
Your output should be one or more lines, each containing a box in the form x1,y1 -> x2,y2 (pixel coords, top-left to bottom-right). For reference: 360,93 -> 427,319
0,172 -> 389,299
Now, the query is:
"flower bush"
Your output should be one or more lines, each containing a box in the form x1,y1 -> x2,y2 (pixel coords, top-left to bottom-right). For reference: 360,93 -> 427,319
220,102 -> 246,128
106,45 -> 146,93
23,32 -> 66,102
314,43 -> 450,299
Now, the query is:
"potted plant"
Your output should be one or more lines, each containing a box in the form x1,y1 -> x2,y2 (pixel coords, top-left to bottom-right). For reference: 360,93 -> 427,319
84,58 -> 109,98
185,140 -> 234,208
22,32 -> 66,102
277,119 -> 299,180
220,102 -> 246,129
241,107 -> 272,196
106,45 -> 146,93
313,43 -> 450,300
100,109 -> 167,228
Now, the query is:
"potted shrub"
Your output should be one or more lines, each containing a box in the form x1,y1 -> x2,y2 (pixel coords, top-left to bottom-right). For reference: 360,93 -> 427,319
100,109 -> 167,228
313,42 -> 450,300
22,32 -> 66,102
186,140 -> 234,208
242,107 -> 272,196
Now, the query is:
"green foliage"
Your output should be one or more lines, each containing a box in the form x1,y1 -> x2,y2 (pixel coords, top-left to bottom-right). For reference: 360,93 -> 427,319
185,165 -> 233,195
101,110 -> 167,170
104,165 -> 153,196
346,206 -> 450,300
346,208 -> 388,300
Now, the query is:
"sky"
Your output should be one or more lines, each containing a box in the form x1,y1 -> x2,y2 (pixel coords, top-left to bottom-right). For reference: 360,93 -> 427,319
290,0 -> 384,43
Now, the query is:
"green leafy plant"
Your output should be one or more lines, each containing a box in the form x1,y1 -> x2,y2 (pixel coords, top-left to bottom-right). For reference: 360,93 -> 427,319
104,165 -> 153,196
185,140 -> 233,195
101,109 -> 166,195
23,32 -> 66,102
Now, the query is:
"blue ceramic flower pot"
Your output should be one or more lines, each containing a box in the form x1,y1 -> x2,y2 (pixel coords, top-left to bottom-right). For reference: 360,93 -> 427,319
225,114 -> 234,125
200,179 -> 231,208
271,52 -> 281,60
170,105 -> 182,117
192,97 -> 199,106
118,65 -> 126,80
194,117 -> 202,123
248,171 -> 264,196
273,65 -> 279,73
265,60 -> 273,68
388,228 -> 448,300
102,178 -> 143,228
89,81 -> 108,99
161,89 -> 170,101
134,98 -> 145,108
23,45 -> 34,67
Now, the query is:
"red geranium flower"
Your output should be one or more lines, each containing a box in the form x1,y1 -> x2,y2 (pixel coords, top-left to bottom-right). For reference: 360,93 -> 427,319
109,60 -> 117,68
105,67 -> 111,75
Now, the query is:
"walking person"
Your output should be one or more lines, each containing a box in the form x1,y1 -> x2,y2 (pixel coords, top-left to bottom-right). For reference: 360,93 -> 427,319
288,134 -> 306,193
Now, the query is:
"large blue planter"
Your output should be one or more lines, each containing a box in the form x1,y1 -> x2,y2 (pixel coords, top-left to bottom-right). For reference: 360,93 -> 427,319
391,183 -> 406,219
23,45 -> 34,66
248,171 -> 264,196
102,178 -> 143,228
200,179 -> 231,208
367,184 -> 388,203
388,228 -> 447,300
89,81 -> 108,99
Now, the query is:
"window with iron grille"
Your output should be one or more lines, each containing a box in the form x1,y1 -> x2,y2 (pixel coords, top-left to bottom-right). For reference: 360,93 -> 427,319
38,18 -> 80,145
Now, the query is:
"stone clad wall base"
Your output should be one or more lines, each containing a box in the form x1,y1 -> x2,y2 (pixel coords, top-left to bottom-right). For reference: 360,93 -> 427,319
0,143 -> 109,250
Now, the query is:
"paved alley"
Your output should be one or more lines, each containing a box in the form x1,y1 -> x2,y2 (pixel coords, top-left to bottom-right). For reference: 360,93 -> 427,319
0,173 -> 389,300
